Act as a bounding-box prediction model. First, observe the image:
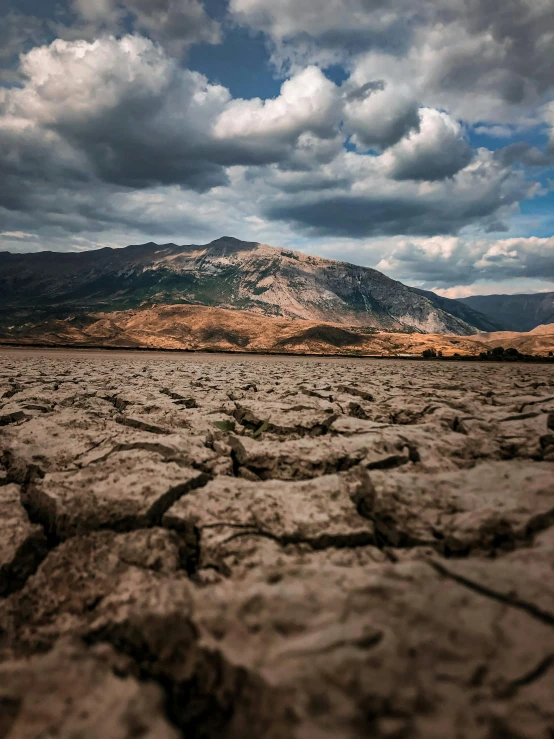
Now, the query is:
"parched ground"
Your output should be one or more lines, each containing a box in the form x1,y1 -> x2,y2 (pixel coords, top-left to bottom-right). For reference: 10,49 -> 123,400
1,347 -> 554,739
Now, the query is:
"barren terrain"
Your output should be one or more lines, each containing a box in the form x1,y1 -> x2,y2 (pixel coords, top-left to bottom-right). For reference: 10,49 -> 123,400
2,303 -> 554,357
1,347 -> 554,738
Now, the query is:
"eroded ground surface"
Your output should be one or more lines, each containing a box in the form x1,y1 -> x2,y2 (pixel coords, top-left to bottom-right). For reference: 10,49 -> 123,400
1,347 -> 554,739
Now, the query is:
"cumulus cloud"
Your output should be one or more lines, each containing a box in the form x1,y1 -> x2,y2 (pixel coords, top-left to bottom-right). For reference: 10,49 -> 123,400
231,0 -> 554,128
383,108 -> 473,181
376,235 -> 554,287
0,36 -> 347,239
1,36 -> 349,197
67,0 -> 220,53
229,0 -> 418,59
127,0 -> 220,51
343,82 -> 420,150
264,148 -> 535,238
213,66 -> 342,164
0,12 -> 45,61
2,36 -> 231,191
0,21 -> 549,282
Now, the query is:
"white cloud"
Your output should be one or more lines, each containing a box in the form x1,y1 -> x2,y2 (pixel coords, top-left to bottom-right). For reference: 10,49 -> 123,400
473,124 -> 514,138
231,0 -> 554,130
375,235 -> 554,287
0,231 -> 37,239
382,108 -> 473,180
213,66 -> 342,160
435,281 -> 554,298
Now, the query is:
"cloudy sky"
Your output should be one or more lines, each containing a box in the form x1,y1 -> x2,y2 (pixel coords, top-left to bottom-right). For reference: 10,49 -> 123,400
1,0 -> 554,297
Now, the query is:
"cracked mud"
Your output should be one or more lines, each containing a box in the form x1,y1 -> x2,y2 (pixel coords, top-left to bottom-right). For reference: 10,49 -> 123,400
1,347 -> 554,738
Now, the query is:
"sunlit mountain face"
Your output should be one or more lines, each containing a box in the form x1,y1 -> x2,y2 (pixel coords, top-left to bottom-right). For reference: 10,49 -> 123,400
1,0 -> 553,299
0,237 -> 503,336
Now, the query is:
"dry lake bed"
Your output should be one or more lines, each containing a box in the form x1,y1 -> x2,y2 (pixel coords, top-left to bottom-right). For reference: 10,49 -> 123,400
1,347 -> 554,738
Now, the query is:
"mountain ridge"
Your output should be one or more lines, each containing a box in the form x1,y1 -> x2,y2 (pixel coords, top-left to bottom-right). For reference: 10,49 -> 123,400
459,292 -> 554,332
1,237 -> 499,335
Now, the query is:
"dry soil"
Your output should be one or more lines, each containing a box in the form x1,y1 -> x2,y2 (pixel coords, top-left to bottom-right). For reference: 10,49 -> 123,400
1,347 -> 554,738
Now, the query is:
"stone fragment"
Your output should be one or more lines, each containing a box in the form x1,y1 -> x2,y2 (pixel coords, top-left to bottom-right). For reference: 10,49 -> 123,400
234,401 -> 337,436
369,461 -> 554,553
229,435 -> 369,480
0,528 -> 191,655
0,484 -> 47,596
190,560 -> 554,739
0,640 -> 179,739
0,410 -> 108,483
76,430 -> 216,470
163,468 -> 376,574
115,414 -> 171,434
0,406 -> 28,426
26,450 -> 209,539
336,384 -> 374,401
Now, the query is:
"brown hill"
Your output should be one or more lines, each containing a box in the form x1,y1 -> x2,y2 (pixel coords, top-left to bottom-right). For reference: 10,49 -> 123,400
470,325 -> 554,355
0,304 -> 493,356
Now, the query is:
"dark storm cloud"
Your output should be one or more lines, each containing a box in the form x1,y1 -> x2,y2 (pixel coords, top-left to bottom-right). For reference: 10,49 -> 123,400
494,142 -> 554,168
344,80 -> 386,102
453,0 -> 554,98
390,147 -> 473,182
265,193 -> 513,239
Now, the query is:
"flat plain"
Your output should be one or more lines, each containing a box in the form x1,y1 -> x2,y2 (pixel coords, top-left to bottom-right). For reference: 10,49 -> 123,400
1,347 -> 554,739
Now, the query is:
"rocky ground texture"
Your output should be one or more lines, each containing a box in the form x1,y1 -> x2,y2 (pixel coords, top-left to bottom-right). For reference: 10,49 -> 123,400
1,347 -> 554,739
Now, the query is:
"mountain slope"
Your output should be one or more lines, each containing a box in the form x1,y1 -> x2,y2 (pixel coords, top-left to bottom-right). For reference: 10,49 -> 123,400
459,293 -> 554,332
410,288 -> 501,333
470,323 -> 554,355
0,237 -> 499,335
0,304 -> 493,356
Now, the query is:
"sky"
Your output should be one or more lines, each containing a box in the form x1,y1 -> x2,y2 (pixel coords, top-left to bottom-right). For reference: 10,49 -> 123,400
1,0 -> 554,297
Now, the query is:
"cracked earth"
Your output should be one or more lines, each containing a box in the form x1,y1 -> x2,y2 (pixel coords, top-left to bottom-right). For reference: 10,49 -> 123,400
1,347 -> 554,739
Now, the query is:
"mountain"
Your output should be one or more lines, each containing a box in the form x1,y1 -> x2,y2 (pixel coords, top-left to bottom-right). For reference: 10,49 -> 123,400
0,237 -> 499,335
410,288 -> 500,333
0,304 -> 494,356
459,292 -> 554,332
3,303 -> 552,356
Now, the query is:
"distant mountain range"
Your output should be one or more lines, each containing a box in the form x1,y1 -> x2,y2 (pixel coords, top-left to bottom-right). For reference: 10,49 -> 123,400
0,237 -> 500,336
459,293 -> 554,332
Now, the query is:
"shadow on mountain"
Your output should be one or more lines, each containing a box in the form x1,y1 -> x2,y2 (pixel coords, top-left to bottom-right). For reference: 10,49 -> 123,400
278,325 -> 365,348
199,327 -> 251,347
